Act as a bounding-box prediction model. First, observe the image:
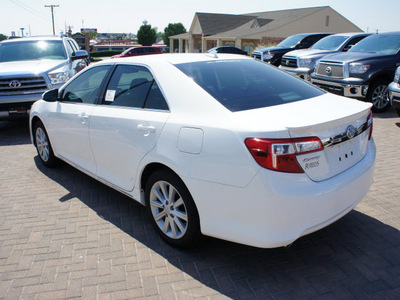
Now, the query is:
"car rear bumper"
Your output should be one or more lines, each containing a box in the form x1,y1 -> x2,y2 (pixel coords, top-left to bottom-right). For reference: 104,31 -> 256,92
186,139 -> 376,248
311,78 -> 368,98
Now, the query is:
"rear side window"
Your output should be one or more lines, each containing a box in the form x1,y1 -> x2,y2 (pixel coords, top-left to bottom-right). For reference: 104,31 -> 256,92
103,65 -> 168,110
175,59 -> 324,112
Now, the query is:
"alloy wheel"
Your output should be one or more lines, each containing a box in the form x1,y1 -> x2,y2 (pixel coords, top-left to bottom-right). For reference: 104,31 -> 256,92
149,180 -> 188,239
36,127 -> 50,162
371,84 -> 389,110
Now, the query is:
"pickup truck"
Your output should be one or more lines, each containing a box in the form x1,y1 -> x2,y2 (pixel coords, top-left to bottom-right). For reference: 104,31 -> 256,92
279,32 -> 371,81
251,33 -> 332,66
389,66 -> 400,116
0,36 -> 88,120
310,32 -> 400,112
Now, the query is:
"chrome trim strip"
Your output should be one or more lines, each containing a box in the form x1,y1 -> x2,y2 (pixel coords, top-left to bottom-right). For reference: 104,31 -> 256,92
322,121 -> 370,148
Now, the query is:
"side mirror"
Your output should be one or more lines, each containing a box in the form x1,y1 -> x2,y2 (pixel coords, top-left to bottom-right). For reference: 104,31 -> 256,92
72,50 -> 89,60
42,89 -> 59,102
343,45 -> 353,52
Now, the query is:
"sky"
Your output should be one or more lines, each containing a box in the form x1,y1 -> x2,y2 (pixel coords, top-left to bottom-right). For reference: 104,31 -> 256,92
1,0 -> 399,37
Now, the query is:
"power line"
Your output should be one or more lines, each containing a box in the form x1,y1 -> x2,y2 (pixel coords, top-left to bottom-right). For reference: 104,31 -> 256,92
8,0 -> 49,21
45,4 -> 59,35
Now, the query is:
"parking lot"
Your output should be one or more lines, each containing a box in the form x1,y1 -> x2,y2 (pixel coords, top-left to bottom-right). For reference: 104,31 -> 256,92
0,109 -> 399,299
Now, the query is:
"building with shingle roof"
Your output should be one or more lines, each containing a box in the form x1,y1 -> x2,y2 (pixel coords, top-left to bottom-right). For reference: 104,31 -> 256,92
170,6 -> 362,53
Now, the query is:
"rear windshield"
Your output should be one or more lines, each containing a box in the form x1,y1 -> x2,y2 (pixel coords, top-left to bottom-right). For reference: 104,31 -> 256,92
349,34 -> 400,55
0,40 -> 67,62
175,59 -> 324,112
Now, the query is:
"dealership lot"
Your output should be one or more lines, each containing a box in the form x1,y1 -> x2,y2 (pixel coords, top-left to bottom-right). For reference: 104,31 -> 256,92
0,109 -> 399,299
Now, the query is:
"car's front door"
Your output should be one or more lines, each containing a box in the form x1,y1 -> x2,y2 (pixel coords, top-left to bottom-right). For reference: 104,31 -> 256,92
89,64 -> 170,191
47,65 -> 111,174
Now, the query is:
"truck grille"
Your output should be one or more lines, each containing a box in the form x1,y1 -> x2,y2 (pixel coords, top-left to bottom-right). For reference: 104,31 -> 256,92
252,53 -> 261,60
316,62 -> 344,78
0,76 -> 47,96
281,56 -> 297,68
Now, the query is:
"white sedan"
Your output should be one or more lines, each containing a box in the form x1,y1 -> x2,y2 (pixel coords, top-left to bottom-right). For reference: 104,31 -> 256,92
30,54 -> 376,248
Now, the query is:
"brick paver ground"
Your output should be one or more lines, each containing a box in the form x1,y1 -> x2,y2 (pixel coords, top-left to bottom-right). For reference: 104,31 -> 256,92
0,109 -> 399,299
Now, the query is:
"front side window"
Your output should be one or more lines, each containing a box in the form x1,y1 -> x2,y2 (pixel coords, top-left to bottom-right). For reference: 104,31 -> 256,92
103,65 -> 168,110
175,59 -> 324,112
61,66 -> 110,104
0,40 -> 67,62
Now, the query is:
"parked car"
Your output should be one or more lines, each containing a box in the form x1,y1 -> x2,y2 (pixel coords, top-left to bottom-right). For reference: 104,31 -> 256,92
111,46 -> 162,58
207,46 -> 248,55
279,33 -> 371,81
251,33 -> 333,66
389,66 -> 400,116
30,54 -> 375,248
0,36 -> 88,120
311,32 -> 400,112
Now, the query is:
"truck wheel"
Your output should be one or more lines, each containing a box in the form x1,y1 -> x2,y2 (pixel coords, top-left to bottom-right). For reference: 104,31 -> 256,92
367,80 -> 390,113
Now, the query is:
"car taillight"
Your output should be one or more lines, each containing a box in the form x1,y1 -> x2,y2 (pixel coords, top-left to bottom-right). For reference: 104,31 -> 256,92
245,137 -> 323,173
366,111 -> 373,140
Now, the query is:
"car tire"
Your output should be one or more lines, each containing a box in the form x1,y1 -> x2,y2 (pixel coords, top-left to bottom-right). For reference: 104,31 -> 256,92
396,108 -> 400,118
145,169 -> 201,247
367,80 -> 390,113
34,121 -> 58,167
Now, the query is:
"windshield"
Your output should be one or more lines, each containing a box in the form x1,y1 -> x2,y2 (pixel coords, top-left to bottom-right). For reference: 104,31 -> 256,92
277,35 -> 306,48
311,35 -> 349,51
121,48 -> 132,55
0,40 -> 67,62
349,34 -> 400,55
175,59 -> 324,112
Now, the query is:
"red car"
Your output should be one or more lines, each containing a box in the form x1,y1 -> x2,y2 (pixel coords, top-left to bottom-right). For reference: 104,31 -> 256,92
111,46 -> 162,58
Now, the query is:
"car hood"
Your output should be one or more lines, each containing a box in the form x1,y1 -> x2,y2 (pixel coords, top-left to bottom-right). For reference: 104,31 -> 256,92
319,52 -> 386,63
254,46 -> 292,53
285,49 -> 336,58
0,59 -> 68,76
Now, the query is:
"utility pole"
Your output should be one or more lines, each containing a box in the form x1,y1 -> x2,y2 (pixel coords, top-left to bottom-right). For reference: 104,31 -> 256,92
45,4 -> 59,35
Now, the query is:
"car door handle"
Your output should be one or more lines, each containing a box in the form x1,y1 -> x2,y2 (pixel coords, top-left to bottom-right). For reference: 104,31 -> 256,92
78,113 -> 89,124
137,124 -> 156,135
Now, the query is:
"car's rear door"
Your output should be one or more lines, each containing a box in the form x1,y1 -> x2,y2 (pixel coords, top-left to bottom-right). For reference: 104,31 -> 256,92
89,64 -> 169,191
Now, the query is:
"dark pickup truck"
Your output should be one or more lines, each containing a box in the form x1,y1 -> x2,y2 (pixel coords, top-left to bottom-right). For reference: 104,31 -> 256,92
251,33 -> 332,66
311,32 -> 400,112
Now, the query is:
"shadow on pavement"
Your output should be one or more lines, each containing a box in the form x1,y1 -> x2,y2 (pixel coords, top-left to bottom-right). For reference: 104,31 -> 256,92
34,156 -> 400,299
0,120 -> 31,146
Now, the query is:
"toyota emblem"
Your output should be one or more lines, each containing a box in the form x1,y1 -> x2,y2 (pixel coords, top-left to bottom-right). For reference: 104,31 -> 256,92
346,125 -> 357,139
9,80 -> 21,88
325,67 -> 332,74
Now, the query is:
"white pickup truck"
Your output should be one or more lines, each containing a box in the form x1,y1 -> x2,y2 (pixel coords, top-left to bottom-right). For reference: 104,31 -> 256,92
0,36 -> 88,119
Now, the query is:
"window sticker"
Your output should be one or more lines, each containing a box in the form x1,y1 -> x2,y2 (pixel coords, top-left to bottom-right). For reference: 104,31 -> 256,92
105,90 -> 116,101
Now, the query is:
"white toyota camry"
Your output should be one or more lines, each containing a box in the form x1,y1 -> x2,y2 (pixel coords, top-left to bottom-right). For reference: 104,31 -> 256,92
30,53 -> 376,248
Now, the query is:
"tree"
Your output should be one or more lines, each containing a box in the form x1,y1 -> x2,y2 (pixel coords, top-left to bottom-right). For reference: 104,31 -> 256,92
162,23 -> 186,49
0,34 -> 7,41
137,24 -> 156,46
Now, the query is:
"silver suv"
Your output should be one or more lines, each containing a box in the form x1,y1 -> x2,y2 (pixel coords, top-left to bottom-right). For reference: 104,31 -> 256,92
279,33 -> 371,81
0,36 -> 88,119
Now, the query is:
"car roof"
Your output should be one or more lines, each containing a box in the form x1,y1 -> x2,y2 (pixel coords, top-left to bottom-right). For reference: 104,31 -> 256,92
330,32 -> 372,37
97,53 -> 249,66
0,35 -> 65,44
